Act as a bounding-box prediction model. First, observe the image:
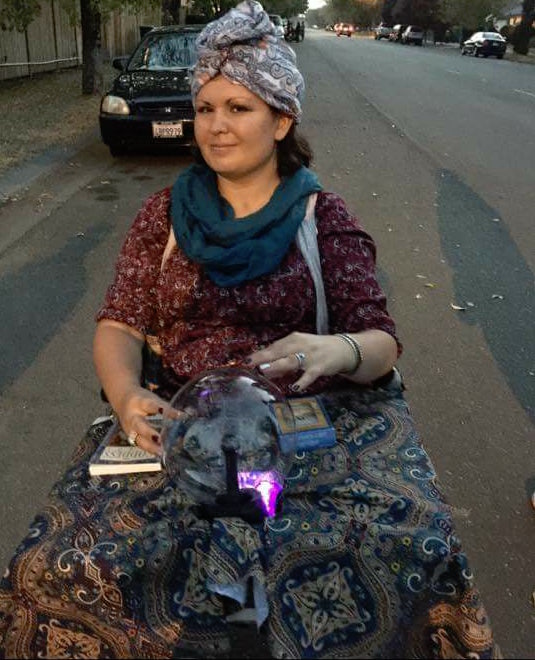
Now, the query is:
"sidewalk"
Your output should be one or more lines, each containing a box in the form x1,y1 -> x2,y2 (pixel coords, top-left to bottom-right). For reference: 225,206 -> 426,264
0,64 -> 115,201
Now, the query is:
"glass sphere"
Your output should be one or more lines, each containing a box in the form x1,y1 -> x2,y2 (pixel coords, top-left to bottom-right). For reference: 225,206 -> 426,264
161,367 -> 296,522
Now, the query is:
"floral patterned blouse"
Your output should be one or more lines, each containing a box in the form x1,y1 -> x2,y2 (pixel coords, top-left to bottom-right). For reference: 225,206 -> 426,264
96,188 -> 401,395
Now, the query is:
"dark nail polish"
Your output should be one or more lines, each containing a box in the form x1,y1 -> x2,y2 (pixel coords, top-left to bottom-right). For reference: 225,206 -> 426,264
158,407 -> 164,414
152,435 -> 159,442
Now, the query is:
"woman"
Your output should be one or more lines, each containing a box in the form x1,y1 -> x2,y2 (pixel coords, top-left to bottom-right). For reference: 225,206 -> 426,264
91,3 -> 498,657
93,1 -> 399,456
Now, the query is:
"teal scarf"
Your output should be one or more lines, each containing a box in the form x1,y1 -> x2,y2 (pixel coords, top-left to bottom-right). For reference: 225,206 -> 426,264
170,164 -> 322,286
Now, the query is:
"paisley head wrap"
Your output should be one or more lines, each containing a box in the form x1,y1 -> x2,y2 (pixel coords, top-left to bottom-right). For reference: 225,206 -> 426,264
191,0 -> 304,122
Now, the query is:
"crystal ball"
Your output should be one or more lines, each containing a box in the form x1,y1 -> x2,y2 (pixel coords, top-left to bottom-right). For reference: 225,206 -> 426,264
160,367 -> 296,521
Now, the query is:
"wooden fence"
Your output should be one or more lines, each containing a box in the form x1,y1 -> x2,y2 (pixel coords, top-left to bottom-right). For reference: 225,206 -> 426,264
0,0 -> 160,82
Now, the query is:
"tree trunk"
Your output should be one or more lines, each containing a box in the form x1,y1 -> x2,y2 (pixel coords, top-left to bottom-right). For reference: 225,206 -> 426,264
512,0 -> 535,55
80,0 -> 101,95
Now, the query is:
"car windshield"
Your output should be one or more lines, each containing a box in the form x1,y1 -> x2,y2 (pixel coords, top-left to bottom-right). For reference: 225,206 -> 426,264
128,32 -> 199,71
482,32 -> 502,39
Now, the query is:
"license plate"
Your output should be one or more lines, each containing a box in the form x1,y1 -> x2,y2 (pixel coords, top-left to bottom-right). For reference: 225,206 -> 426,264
152,121 -> 183,138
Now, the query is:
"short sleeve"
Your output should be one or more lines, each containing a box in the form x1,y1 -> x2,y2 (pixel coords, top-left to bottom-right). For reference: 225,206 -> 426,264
95,188 -> 171,334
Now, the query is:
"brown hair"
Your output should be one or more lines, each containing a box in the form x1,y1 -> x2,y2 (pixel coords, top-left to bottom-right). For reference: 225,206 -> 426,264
276,124 -> 313,177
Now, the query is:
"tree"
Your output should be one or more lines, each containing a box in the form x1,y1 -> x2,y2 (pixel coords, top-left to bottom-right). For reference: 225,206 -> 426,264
75,0 -> 162,94
387,0 -> 442,27
262,0 -> 308,18
381,0 -> 396,24
188,0 -> 308,20
440,0 -> 509,33
0,0 -> 41,31
511,0 -> 535,54
1,0 -> 160,94
351,0 -> 383,28
188,0 -> 235,20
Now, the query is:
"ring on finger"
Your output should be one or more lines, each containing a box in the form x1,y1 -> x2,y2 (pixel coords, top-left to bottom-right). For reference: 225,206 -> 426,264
127,430 -> 140,447
294,352 -> 306,370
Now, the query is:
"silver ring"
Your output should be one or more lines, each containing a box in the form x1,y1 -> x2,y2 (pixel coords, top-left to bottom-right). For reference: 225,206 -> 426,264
127,431 -> 139,447
294,352 -> 306,370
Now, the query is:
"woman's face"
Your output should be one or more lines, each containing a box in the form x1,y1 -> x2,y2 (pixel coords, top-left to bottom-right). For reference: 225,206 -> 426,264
194,75 -> 292,182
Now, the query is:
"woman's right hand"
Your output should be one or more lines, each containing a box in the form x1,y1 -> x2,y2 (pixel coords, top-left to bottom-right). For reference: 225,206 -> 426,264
94,321 -> 172,456
115,385 -> 170,456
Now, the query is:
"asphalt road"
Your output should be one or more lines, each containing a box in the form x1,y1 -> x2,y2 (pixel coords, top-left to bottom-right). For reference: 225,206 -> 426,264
0,32 -> 533,657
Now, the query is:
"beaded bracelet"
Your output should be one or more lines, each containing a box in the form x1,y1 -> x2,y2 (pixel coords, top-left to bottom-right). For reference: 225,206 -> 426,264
335,333 -> 363,376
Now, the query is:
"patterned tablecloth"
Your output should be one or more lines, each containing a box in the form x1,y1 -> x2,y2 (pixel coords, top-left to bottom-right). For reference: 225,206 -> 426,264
0,384 -> 501,658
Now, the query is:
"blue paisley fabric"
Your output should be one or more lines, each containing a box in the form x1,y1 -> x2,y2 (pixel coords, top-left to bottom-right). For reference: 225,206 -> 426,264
191,1 -> 305,122
0,384 -> 500,658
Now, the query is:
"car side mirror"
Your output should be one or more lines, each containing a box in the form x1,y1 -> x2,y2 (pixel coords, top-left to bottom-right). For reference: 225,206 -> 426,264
112,57 -> 128,71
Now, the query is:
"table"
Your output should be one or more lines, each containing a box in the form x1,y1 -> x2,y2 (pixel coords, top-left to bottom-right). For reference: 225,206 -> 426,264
0,384 -> 500,658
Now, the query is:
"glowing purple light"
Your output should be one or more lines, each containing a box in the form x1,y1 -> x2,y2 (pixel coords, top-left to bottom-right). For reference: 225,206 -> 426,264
238,470 -> 283,517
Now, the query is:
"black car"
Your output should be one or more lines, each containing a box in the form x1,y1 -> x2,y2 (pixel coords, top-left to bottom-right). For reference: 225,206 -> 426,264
99,25 -> 203,156
461,31 -> 507,59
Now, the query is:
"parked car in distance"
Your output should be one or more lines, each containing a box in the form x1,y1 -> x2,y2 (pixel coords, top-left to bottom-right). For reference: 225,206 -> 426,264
461,31 -> 507,58
401,25 -> 424,45
99,25 -> 203,156
334,22 -> 355,37
389,24 -> 407,42
374,24 -> 392,40
269,14 -> 285,39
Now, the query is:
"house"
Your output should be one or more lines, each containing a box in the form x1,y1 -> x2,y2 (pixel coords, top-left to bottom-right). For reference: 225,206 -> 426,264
496,2 -> 533,30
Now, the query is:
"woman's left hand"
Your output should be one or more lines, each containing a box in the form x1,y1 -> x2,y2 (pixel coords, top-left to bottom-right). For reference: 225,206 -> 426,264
247,331 -> 356,391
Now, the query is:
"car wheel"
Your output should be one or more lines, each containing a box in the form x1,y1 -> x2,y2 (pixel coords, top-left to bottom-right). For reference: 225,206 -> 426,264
473,49 -> 478,57
461,48 -> 466,55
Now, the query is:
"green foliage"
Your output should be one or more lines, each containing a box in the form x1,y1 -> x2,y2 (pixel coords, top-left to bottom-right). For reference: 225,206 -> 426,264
262,0 -> 308,17
188,0 -> 308,20
439,0 -> 510,31
0,0 -> 162,32
0,0 -> 41,31
388,0 -> 440,26
55,0 -> 161,25
378,0 -> 512,31
189,0 -> 236,20
320,0 -> 391,27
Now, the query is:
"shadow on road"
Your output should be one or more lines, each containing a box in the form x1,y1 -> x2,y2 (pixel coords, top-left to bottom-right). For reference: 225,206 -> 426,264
0,221 -> 109,392
436,169 -> 534,423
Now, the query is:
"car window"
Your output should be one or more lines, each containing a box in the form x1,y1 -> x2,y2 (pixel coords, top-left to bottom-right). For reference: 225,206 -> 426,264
269,15 -> 282,26
129,32 -> 199,71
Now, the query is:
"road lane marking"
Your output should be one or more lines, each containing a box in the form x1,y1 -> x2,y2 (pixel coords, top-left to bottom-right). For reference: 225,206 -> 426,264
514,89 -> 535,98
